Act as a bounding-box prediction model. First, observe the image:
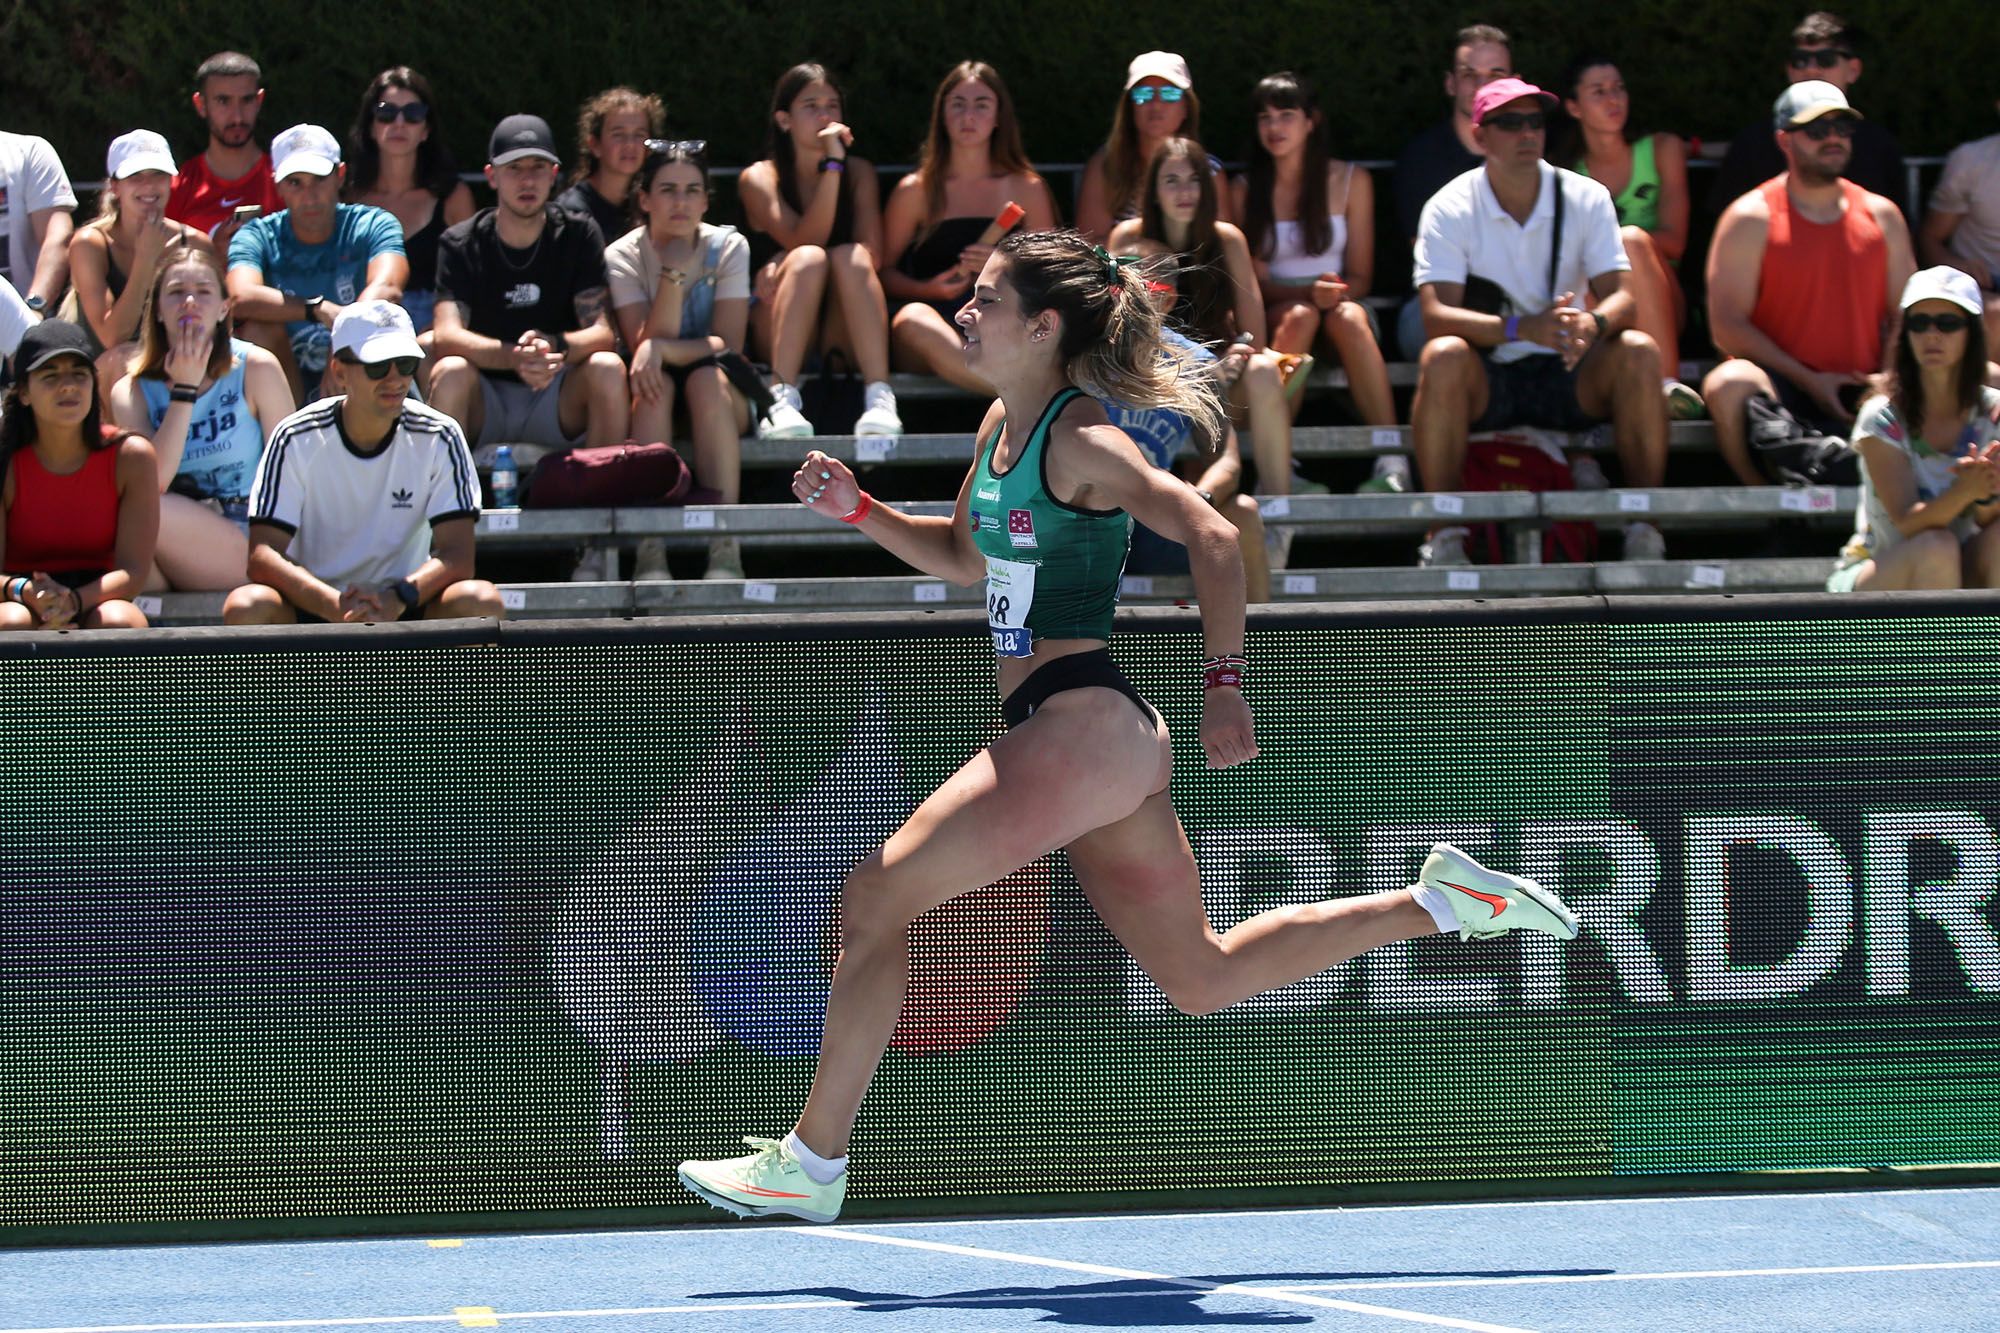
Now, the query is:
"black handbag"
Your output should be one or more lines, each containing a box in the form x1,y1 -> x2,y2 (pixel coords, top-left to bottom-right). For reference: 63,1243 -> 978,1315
1463,174 -> 1566,318
1744,393 -> 1861,487
800,349 -> 865,435
695,348 -> 777,426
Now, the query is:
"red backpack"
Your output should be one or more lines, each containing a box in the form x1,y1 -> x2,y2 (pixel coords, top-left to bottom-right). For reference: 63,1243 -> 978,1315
1458,431 -> 1600,564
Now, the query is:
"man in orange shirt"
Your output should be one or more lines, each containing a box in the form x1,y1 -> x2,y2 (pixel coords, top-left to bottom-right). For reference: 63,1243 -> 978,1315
1702,81 -> 1913,485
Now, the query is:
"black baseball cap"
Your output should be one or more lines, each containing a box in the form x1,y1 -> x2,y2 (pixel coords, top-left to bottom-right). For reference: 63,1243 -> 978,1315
14,319 -> 95,374
489,114 -> 560,167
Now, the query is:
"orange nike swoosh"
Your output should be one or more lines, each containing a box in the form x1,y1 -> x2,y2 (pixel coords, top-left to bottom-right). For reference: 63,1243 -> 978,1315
736,1184 -> 812,1198
1443,880 -> 1510,917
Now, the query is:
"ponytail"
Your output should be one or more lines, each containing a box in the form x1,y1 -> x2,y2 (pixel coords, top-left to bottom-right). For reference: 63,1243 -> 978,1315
998,229 -> 1228,455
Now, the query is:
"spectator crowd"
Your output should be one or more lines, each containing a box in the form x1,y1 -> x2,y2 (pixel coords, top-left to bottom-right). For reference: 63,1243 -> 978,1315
5,10 -> 2000,630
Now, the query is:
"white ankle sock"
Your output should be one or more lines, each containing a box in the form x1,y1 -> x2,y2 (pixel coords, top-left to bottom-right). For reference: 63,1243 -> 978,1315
784,1131 -> 847,1184
1409,884 -> 1459,935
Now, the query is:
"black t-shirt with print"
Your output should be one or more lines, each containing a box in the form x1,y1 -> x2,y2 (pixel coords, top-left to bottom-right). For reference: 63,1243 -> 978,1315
556,181 -> 630,245
435,205 -> 609,381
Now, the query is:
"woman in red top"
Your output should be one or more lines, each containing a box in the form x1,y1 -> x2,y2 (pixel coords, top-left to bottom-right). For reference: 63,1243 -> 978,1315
0,321 -> 159,630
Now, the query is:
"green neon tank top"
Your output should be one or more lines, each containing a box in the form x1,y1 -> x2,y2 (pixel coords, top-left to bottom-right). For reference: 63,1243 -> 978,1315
967,387 -> 1131,657
1577,132 -> 1661,234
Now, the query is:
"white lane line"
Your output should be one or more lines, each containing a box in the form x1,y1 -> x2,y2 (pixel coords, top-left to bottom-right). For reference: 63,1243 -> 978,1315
103,1183 -> 1975,1250
0,1303 -> 859,1333
1275,1257 -> 2000,1292
809,1225 -> 1534,1332
801,1183 -> 2000,1230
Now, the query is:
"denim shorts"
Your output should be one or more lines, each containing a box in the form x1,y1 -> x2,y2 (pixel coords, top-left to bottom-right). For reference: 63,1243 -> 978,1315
1472,352 -> 1602,434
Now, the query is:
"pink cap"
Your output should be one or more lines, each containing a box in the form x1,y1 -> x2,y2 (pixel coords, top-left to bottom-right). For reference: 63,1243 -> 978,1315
1472,78 -> 1557,127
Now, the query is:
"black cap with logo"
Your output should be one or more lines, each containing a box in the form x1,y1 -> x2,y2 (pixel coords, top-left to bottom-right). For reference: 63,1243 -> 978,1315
488,114 -> 561,166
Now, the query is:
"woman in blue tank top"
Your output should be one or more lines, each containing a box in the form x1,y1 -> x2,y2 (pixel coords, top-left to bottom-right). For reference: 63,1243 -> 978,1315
676,231 -> 1582,1224
108,245 -> 295,590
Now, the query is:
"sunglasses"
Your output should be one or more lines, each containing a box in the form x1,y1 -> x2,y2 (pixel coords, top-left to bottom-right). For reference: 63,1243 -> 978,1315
1483,111 -> 1546,133
373,101 -> 430,124
1788,47 -> 1854,70
1129,85 -> 1186,105
645,138 -> 708,156
340,355 -> 421,380
1796,116 -> 1858,141
1905,312 -> 1971,335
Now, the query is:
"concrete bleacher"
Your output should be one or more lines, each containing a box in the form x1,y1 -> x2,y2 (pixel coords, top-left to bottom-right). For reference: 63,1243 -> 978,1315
134,404 -> 1852,625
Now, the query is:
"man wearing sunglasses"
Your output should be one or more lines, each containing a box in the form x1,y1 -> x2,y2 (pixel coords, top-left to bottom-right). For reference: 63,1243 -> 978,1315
1702,81 -> 1914,487
226,123 -> 410,403
226,300 -> 501,626
167,51 -> 282,243
1410,78 -> 1670,566
1709,12 -> 1906,219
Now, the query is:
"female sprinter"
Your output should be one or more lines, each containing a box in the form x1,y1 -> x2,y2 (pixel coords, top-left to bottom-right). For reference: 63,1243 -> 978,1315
676,230 -> 1580,1222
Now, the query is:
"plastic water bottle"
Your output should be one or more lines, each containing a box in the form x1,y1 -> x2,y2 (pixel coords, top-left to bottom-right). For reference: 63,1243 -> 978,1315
491,445 -> 519,508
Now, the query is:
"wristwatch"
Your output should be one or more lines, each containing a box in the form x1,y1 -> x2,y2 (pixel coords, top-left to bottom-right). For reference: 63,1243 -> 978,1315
23,294 -> 45,318
304,295 -> 325,320
389,578 -> 421,615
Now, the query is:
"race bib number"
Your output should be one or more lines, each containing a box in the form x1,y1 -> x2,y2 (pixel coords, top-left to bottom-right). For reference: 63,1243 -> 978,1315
985,556 -> 1036,657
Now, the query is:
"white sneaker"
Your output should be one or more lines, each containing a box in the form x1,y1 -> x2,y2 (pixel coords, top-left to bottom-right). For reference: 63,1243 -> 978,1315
570,545 -> 613,582
1568,452 -> 1610,491
631,537 -> 672,582
758,383 -> 813,440
1418,843 -> 1579,942
1263,523 -> 1294,572
1418,525 -> 1471,567
1622,520 -> 1666,562
855,381 -> 903,437
704,536 -> 744,580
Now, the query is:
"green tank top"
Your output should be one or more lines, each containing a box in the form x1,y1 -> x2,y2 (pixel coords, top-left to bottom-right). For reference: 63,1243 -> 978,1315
968,386 -> 1131,657
1577,133 -> 1661,233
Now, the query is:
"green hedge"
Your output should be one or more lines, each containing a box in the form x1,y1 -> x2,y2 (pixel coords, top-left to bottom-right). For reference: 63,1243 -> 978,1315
14,0 -> 1992,192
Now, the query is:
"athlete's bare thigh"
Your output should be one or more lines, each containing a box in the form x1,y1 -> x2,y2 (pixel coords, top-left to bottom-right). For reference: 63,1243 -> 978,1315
859,686 -> 1169,928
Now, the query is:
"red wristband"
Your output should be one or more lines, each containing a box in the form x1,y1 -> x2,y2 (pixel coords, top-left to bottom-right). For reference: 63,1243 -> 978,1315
1204,665 -> 1244,690
1203,654 -> 1246,690
840,491 -> 873,524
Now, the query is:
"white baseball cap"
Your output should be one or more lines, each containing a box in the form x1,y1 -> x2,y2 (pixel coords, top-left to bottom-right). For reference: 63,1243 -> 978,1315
332,300 -> 423,364
1125,50 -> 1193,91
1773,80 -> 1860,130
1900,265 -> 1984,315
271,123 -> 342,181
106,129 -> 176,180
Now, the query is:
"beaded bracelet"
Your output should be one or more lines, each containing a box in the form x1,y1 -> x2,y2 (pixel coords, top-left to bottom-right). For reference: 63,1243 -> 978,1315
1202,654 -> 1247,690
